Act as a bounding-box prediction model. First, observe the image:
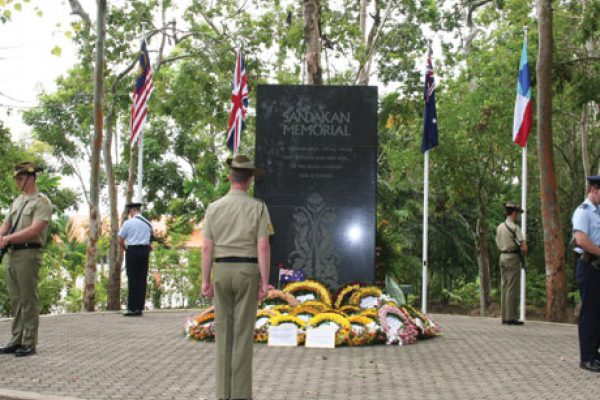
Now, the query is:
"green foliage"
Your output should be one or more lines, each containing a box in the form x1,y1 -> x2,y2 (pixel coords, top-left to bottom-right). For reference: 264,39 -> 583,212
441,279 -> 480,308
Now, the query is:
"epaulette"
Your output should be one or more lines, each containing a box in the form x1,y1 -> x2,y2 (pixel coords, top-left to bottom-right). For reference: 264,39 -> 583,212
579,203 -> 589,210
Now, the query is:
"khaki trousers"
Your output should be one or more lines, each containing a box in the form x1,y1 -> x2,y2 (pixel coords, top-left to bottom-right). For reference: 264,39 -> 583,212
6,249 -> 42,346
213,262 -> 259,400
500,254 -> 521,322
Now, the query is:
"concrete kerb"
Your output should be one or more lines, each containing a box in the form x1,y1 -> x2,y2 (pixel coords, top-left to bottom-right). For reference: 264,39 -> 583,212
0,308 -> 204,324
0,389 -> 82,400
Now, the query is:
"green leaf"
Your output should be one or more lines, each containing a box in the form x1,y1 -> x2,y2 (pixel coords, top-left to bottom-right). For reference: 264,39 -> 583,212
13,2 -> 21,11
50,46 -> 62,57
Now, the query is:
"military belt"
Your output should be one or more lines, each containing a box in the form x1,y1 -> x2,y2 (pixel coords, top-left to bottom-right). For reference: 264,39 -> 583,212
501,250 -> 520,254
127,244 -> 150,248
215,257 -> 258,263
10,243 -> 42,250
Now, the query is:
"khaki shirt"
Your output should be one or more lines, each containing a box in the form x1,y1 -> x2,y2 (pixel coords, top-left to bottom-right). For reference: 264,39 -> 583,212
495,218 -> 524,253
6,190 -> 53,246
202,189 -> 274,258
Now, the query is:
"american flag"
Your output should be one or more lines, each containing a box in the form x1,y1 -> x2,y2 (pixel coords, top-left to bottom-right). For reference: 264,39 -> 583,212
226,48 -> 248,154
130,38 -> 154,146
421,49 -> 438,153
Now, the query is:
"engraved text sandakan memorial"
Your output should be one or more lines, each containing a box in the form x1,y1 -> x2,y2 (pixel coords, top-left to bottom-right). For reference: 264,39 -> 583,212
255,85 -> 377,289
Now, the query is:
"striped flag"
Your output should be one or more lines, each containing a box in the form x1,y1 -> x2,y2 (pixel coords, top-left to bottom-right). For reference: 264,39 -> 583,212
226,48 -> 248,154
130,38 -> 154,146
421,50 -> 438,153
512,38 -> 532,147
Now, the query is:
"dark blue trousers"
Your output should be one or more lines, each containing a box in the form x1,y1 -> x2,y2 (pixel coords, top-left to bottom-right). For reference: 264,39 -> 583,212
576,259 -> 600,363
125,246 -> 150,312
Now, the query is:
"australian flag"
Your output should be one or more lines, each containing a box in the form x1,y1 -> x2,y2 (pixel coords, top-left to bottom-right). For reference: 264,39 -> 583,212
421,52 -> 438,153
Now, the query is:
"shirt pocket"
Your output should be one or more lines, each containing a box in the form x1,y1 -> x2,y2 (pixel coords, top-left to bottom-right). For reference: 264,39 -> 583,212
17,206 -> 35,230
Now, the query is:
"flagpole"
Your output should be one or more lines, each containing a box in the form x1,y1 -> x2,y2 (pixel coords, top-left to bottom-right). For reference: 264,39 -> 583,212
519,26 -> 528,323
520,145 -> 527,322
422,150 -> 429,314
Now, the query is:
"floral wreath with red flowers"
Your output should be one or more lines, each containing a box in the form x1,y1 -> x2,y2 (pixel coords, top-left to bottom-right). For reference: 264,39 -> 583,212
377,305 -> 419,345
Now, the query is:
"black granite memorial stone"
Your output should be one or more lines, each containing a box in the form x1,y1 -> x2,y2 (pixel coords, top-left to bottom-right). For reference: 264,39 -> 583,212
255,85 -> 377,289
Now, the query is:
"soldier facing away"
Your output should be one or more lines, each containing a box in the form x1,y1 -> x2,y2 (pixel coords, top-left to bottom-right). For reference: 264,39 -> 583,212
201,154 -> 274,400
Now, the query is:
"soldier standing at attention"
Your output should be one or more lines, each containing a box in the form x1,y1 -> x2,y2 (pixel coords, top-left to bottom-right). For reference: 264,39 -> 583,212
0,162 -> 53,357
201,154 -> 274,400
572,176 -> 600,373
118,202 -> 152,317
495,202 -> 528,326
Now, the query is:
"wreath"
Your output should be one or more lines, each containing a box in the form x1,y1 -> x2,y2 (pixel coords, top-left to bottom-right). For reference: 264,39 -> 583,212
307,312 -> 351,346
377,305 -> 419,345
283,280 -> 333,307
337,305 -> 362,316
334,283 -> 361,309
290,305 -> 322,324
255,309 -> 279,343
186,312 -> 216,341
268,314 -> 307,344
349,286 -> 382,309
360,308 -> 379,320
401,305 -> 441,338
347,315 -> 380,346
261,289 -> 299,309
300,300 -> 329,311
271,304 -> 293,314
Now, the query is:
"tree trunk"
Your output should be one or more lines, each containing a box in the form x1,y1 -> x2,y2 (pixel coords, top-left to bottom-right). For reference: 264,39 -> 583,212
536,0 -> 567,322
104,110 -> 120,310
84,0 -> 107,312
359,0 -> 368,39
303,0 -> 322,85
476,205 -> 492,315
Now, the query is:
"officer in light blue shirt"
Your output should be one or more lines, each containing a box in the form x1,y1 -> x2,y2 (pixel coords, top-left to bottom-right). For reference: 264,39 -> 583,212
118,202 -> 153,317
572,176 -> 600,372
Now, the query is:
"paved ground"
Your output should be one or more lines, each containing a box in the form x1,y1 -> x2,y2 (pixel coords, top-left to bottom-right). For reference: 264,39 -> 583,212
0,311 -> 598,400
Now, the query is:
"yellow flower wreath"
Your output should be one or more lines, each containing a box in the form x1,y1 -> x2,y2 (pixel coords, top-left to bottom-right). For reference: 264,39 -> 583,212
307,312 -> 351,346
334,284 -> 361,309
283,280 -> 333,307
349,286 -> 382,308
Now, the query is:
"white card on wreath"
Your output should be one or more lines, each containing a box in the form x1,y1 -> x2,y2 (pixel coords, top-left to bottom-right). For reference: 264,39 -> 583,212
305,325 -> 336,348
268,325 -> 298,347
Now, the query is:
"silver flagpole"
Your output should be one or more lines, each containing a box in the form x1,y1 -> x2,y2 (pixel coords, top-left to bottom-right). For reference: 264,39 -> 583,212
519,146 -> 527,321
422,150 -> 429,314
519,26 -> 528,323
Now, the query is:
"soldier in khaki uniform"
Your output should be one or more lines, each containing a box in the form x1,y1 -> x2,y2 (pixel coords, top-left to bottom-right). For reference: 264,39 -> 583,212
201,155 -> 274,400
0,162 -> 53,357
495,202 -> 527,326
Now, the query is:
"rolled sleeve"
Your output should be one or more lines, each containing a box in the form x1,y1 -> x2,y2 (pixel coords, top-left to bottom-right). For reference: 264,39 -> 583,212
202,206 -> 214,240
33,201 -> 53,222
257,203 -> 274,238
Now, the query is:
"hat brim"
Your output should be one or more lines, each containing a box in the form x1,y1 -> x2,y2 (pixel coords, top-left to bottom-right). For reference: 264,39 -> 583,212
13,166 -> 43,177
125,202 -> 143,208
226,158 -> 265,177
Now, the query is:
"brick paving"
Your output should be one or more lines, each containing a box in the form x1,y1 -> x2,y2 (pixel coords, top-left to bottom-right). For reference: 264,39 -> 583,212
0,311 -> 598,400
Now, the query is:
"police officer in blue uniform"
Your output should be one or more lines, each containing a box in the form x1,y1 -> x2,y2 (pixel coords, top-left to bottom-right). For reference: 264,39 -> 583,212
572,176 -> 600,372
118,202 -> 152,316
